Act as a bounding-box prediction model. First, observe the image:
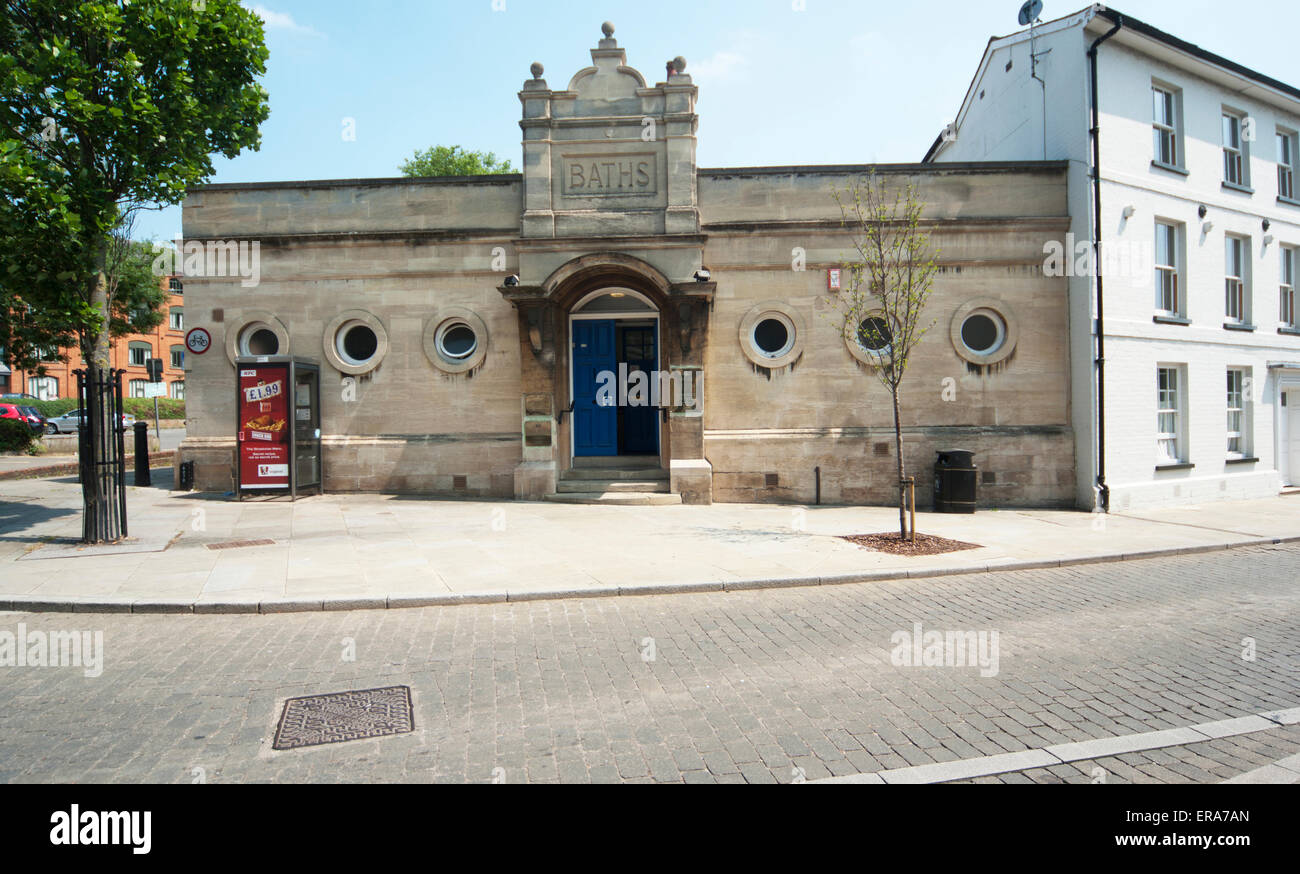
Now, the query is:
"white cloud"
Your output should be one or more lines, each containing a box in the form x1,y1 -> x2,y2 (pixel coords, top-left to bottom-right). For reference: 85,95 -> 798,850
243,4 -> 324,38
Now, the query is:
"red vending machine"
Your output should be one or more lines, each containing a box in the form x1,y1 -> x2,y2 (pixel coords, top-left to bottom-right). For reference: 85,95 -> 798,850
235,356 -> 321,500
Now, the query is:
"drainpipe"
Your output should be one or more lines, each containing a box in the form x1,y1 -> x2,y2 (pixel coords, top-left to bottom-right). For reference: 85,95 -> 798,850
1088,15 -> 1122,513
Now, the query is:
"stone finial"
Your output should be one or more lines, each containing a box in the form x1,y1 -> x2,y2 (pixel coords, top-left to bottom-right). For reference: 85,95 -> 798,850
597,20 -> 618,50
672,56 -> 687,73
530,62 -> 544,79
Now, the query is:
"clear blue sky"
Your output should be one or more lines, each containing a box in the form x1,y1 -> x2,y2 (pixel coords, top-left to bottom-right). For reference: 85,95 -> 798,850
134,0 -> 1300,242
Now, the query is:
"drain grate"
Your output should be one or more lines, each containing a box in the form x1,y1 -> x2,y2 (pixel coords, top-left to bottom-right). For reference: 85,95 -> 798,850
272,686 -> 414,751
205,538 -> 276,550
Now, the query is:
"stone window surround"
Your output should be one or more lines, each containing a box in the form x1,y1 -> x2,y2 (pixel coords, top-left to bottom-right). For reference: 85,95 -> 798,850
949,298 -> 1019,367
425,307 -> 489,375
738,301 -> 805,370
226,310 -> 290,365
323,309 -> 389,376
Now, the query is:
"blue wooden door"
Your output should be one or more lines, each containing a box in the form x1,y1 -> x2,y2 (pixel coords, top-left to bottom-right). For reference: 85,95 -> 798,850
573,319 -> 617,456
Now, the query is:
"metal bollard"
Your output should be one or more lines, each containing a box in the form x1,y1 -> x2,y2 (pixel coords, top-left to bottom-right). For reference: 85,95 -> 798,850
132,421 -> 151,487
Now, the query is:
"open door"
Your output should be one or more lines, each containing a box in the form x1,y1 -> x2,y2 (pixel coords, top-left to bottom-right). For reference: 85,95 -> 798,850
618,323 -> 659,455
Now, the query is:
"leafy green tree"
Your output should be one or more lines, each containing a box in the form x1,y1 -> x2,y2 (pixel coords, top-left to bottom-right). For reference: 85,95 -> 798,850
829,172 -> 939,540
103,214 -> 168,340
400,145 -> 514,177
0,0 -> 269,372
0,0 -> 270,540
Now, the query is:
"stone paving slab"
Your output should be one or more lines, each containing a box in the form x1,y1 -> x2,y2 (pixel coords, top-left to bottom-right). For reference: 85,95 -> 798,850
1044,727 -> 1209,762
2,476 -> 1300,612
1221,752 -> 1300,783
18,535 -> 174,560
813,706 -> 1299,783
952,725 -> 1300,784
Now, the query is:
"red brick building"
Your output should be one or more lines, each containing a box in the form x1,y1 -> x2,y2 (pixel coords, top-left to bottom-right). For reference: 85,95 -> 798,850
1,277 -> 187,401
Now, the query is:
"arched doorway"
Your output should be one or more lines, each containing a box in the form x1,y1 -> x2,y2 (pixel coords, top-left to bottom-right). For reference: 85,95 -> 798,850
501,252 -> 714,502
569,288 -> 661,460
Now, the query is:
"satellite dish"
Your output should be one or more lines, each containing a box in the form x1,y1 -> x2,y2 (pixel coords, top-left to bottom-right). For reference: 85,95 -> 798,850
1018,0 -> 1043,25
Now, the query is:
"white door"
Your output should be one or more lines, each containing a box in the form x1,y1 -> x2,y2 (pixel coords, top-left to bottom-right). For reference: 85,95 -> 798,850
1289,391 -> 1300,487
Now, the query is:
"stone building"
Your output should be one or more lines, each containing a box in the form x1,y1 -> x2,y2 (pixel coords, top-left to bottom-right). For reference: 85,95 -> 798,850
178,23 -> 1075,508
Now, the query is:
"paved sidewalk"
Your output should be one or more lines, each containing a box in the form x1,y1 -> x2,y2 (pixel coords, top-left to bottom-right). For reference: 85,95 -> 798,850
1,472 -> 1298,613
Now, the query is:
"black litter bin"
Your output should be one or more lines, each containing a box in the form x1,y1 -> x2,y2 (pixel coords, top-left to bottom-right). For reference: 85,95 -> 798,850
178,460 -> 195,491
934,449 -> 977,513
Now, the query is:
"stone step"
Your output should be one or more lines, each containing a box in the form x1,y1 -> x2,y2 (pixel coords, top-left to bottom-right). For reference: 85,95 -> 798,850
543,491 -> 682,506
556,479 -> 670,493
562,467 -> 669,482
570,456 -> 662,470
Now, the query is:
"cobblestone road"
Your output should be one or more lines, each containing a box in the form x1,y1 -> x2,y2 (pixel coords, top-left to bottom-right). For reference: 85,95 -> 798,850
1,543 -> 1296,783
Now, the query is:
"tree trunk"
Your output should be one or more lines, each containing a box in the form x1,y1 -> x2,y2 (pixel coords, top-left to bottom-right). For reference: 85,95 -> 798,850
892,388 -> 906,539
81,239 -> 123,543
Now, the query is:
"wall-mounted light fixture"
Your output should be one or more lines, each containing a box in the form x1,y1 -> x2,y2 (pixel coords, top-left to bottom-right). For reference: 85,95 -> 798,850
1121,205 -> 1136,219
1197,204 -> 1208,219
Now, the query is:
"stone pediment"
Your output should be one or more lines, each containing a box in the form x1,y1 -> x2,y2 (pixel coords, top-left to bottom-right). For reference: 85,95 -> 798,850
517,22 -> 699,245
565,62 -> 647,97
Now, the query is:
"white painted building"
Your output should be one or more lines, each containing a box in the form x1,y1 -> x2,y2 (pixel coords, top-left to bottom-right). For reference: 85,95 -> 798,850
926,4 -> 1300,511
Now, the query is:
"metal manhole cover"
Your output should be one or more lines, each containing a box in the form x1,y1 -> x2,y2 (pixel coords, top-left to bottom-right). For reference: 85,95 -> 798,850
272,686 -> 414,751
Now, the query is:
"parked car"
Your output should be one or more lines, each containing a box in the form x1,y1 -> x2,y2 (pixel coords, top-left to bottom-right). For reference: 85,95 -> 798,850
16,406 -> 50,435
1,393 -> 40,401
0,403 -> 30,427
45,409 -> 135,434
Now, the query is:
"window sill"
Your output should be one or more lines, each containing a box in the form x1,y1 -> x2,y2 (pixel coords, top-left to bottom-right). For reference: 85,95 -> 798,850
1223,322 -> 1256,332
1221,181 -> 1254,195
1153,314 -> 1190,325
1280,326 -> 1300,336
1151,160 -> 1189,176
1225,456 -> 1259,465
1278,195 -> 1300,208
1155,462 -> 1195,471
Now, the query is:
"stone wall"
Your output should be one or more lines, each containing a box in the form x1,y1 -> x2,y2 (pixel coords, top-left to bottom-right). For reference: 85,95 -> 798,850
697,164 -> 1076,507
179,153 -> 1075,505
706,426 -> 1075,508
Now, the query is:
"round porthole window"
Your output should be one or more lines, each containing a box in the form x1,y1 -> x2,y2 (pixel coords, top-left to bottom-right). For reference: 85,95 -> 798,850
857,316 -> 893,353
739,302 -> 805,369
437,322 -> 478,361
241,324 -> 280,356
336,321 -> 379,366
752,316 -> 793,359
960,311 -> 1004,355
322,310 -> 389,375
949,299 -> 1018,367
425,308 -> 489,374
225,311 -> 290,364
